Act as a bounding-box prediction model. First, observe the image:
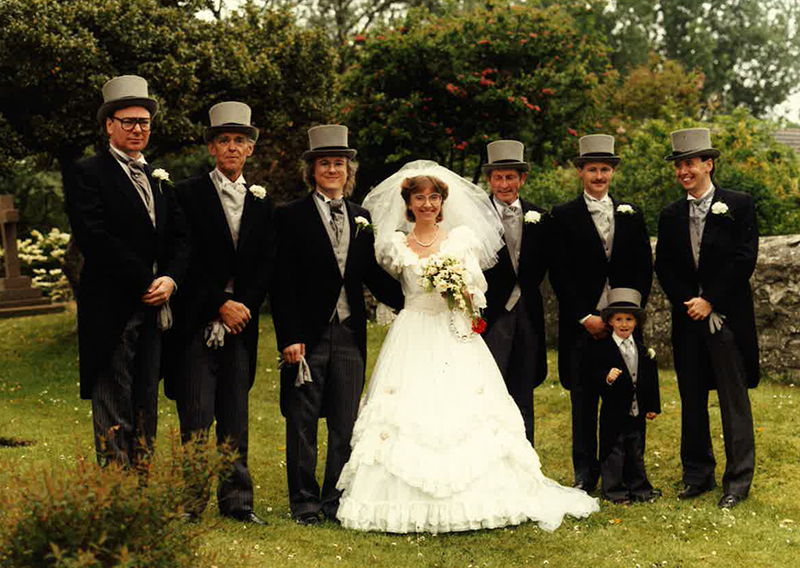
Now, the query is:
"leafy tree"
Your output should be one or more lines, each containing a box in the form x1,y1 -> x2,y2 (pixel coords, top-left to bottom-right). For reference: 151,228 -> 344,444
341,1 -> 616,194
0,0 -> 337,202
553,0 -> 800,117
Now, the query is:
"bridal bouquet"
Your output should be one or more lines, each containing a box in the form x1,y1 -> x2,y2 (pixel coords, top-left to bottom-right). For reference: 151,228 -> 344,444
418,254 -> 486,339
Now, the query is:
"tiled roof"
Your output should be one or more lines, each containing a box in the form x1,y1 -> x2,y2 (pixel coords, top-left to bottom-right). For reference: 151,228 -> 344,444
773,128 -> 800,154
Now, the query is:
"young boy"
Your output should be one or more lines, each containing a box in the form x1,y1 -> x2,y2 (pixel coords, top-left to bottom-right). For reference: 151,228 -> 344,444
583,288 -> 661,503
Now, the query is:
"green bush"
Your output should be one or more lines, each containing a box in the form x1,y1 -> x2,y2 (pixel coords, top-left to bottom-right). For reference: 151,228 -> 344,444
0,434 -> 234,568
521,110 -> 800,236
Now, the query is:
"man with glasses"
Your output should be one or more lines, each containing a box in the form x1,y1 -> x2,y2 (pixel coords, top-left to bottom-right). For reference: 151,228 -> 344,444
64,75 -> 189,467
482,140 -> 551,446
271,125 -> 403,525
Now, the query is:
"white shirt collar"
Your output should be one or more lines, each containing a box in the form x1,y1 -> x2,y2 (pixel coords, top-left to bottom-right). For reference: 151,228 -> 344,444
211,167 -> 246,187
612,332 -> 633,347
686,184 -> 715,203
583,191 -> 611,204
494,197 -> 521,214
109,143 -> 146,165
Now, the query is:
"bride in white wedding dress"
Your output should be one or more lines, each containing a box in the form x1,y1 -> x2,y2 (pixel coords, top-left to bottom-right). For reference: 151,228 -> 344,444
336,161 -> 599,533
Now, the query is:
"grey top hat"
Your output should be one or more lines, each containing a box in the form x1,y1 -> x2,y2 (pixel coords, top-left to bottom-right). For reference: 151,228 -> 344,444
482,140 -> 530,173
204,101 -> 259,142
600,288 -> 644,322
665,128 -> 720,161
96,75 -> 159,124
574,134 -> 620,167
302,125 -> 357,160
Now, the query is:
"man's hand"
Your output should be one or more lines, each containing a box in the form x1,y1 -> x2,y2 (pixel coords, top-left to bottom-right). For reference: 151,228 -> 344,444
606,367 -> 622,385
583,315 -> 608,339
141,276 -> 175,306
219,300 -> 251,334
646,412 -> 657,420
684,297 -> 712,321
282,343 -> 306,365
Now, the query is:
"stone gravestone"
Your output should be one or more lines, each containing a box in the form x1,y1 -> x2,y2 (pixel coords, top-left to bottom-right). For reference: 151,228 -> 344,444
0,195 -> 64,318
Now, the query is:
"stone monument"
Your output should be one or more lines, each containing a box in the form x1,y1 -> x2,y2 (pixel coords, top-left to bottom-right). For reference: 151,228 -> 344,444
0,195 -> 65,318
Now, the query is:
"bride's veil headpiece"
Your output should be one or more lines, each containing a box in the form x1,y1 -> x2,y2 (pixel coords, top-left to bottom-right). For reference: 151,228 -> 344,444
363,160 -> 505,270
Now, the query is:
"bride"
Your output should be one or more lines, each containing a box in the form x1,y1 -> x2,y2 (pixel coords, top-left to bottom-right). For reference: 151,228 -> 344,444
335,160 -> 599,533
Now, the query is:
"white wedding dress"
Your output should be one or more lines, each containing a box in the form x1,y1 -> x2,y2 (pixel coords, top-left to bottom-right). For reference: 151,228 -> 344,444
336,226 -> 600,533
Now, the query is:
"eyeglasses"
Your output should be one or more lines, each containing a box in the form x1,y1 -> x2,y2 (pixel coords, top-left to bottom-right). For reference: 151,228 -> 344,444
411,193 -> 442,205
110,116 -> 152,131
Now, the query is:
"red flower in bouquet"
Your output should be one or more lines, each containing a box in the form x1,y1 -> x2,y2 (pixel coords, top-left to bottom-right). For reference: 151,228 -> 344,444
471,317 -> 487,334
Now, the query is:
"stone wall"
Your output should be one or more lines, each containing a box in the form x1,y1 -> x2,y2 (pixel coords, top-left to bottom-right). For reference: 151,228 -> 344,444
541,235 -> 800,383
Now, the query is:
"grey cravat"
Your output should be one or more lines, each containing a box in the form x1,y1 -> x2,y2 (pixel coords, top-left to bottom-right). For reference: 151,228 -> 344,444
118,156 -> 156,227
585,197 -> 612,257
219,179 -> 246,246
502,204 -> 521,272
329,199 -> 345,244
689,198 -> 710,268
620,338 -> 639,417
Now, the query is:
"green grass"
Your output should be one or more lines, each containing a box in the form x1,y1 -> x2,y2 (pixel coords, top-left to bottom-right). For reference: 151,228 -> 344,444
1,307 -> 799,567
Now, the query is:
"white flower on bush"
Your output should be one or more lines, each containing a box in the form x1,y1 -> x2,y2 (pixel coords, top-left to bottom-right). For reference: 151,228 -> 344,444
711,201 -> 730,216
647,347 -> 657,360
524,211 -> 542,224
616,204 -> 635,215
2,227 -> 73,301
249,184 -> 267,200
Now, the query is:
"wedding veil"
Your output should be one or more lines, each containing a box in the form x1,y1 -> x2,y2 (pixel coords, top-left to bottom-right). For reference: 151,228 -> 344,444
362,160 -> 505,270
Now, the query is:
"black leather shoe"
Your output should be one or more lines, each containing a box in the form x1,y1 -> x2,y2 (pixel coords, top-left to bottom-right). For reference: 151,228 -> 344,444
573,480 -> 596,493
295,512 -> 321,526
718,494 -> 745,509
225,511 -> 267,525
632,488 -> 662,503
678,480 -> 716,500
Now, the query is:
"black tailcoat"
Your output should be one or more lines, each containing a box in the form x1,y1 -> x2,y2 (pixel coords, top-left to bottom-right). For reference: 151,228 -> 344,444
271,193 -> 404,416
583,336 -> 661,461
162,174 -> 275,399
550,194 -> 653,389
654,187 -> 759,387
64,150 -> 189,399
483,197 -> 551,387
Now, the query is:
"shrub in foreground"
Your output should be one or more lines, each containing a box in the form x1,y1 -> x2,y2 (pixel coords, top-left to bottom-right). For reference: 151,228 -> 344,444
0,433 -> 235,568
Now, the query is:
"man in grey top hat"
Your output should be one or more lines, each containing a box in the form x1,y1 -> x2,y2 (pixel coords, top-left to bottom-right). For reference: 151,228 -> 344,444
655,128 -> 758,509
163,102 -> 274,524
271,125 -> 404,525
64,75 -> 189,467
550,134 -> 653,492
481,140 -> 552,445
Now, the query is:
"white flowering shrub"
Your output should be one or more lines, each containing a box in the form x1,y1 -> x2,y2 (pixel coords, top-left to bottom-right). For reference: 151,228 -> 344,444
0,228 -> 72,300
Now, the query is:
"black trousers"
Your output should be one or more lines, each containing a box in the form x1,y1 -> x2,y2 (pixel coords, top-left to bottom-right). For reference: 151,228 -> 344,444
91,307 -> 161,467
175,329 -> 254,516
674,321 -> 754,497
568,330 -> 601,487
484,299 -> 538,445
600,414 -> 652,502
283,320 -> 364,519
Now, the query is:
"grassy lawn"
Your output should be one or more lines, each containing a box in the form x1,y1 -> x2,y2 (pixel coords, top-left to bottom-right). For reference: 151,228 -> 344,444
1,306 -> 798,567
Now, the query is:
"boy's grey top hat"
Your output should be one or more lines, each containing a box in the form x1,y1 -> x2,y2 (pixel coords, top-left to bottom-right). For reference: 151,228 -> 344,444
665,127 -> 720,161
482,140 -> 530,173
97,75 -> 159,125
204,101 -> 259,143
600,287 -> 644,322
302,125 -> 357,160
574,134 -> 620,167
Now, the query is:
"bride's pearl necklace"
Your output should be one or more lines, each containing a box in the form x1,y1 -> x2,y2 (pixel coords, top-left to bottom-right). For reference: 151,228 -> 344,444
412,225 -> 439,247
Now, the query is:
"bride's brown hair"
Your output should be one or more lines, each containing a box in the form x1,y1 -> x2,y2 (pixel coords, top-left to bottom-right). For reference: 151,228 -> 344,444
400,175 -> 449,222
